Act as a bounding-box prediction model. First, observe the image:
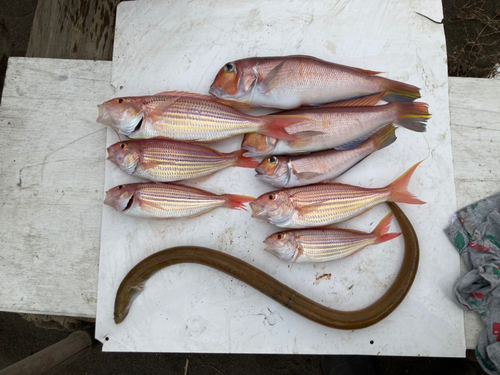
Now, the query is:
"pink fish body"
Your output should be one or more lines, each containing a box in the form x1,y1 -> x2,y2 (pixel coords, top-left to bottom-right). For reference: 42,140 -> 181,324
264,213 -> 400,263
242,102 -> 429,157
104,183 -> 253,219
107,139 -> 257,182
255,125 -> 397,187
209,55 -> 421,109
250,161 -> 425,228
96,91 -> 303,142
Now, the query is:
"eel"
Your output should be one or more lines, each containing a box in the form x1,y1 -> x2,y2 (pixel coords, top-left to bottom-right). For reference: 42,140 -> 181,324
114,202 -> 419,329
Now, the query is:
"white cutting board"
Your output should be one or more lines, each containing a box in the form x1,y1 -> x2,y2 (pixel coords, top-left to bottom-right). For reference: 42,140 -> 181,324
96,0 -> 466,356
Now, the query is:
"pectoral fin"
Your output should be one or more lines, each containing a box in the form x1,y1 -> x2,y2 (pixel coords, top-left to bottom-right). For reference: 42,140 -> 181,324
258,61 -> 287,94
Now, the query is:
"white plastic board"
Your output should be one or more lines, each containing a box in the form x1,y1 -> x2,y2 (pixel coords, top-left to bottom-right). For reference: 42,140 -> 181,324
96,0 -> 466,356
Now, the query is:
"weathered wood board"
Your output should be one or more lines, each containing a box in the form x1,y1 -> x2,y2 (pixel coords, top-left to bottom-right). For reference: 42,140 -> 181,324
448,76 -> 500,349
27,0 -> 122,61
0,58 -> 495,351
0,57 -> 112,318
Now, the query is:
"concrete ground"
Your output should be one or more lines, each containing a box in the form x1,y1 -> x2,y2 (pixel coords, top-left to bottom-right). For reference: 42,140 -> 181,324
0,1 -> 494,374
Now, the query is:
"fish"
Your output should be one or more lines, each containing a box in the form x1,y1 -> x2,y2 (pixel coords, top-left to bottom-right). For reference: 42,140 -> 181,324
96,91 -> 305,142
113,202 -> 419,328
209,55 -> 421,109
241,101 -> 429,157
250,161 -> 425,228
107,139 -> 258,182
264,213 -> 400,263
104,182 -> 254,219
255,125 -> 397,187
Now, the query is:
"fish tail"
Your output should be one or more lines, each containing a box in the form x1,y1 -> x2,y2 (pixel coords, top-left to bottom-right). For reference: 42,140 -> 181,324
394,102 -> 430,132
222,194 -> 255,211
387,161 -> 426,205
258,115 -> 306,141
372,213 -> 401,244
371,124 -> 397,151
379,77 -> 421,102
230,149 -> 260,169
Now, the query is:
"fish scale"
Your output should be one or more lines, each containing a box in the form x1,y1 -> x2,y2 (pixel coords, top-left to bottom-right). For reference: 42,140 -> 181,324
130,184 -> 226,218
287,186 -> 390,227
140,97 -> 262,140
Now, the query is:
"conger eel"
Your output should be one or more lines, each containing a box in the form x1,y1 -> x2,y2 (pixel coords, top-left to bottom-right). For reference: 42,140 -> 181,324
114,202 -> 419,329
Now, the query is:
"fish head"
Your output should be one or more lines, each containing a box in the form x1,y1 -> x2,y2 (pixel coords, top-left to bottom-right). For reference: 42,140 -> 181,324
107,141 -> 140,175
104,184 -> 137,212
241,133 -> 277,157
97,97 -> 144,136
250,189 -> 293,223
263,231 -> 297,261
114,282 -> 145,324
209,59 -> 257,103
255,155 -> 290,187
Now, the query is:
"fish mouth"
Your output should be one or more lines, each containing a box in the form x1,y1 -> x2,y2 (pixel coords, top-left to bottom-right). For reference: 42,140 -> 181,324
209,86 -> 225,98
249,201 -> 269,220
104,192 -> 134,212
97,104 -> 114,126
255,167 -> 266,176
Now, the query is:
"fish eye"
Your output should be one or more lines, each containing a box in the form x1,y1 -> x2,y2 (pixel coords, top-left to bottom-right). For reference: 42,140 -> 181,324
118,313 -> 123,318
118,185 -> 123,189
120,143 -> 126,149
268,193 -> 275,200
276,233 -> 284,240
117,98 -> 124,103
224,63 -> 235,73
269,156 -> 277,163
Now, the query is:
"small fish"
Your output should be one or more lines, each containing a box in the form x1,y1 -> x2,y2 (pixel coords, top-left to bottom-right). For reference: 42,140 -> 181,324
96,91 -> 304,142
107,139 -> 258,182
242,102 -> 429,157
255,125 -> 397,187
250,161 -> 425,228
264,213 -> 401,263
104,183 -> 254,219
209,55 -> 421,109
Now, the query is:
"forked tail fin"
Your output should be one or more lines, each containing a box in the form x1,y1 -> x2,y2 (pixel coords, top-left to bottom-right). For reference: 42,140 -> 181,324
372,213 -> 401,244
259,115 -> 310,141
387,161 -> 426,205
394,102 -> 430,132
379,77 -> 421,102
230,149 -> 260,168
223,194 -> 255,211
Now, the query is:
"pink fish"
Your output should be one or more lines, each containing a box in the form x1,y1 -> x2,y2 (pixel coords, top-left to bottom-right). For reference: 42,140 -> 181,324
264,213 -> 400,263
250,161 -> 425,228
107,139 -> 258,182
97,91 -> 305,142
209,55 -> 421,109
104,183 -> 254,219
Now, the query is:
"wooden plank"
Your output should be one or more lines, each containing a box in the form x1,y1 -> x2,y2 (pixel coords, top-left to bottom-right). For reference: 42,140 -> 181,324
26,0 -> 122,61
0,57 -> 112,318
449,76 -> 500,349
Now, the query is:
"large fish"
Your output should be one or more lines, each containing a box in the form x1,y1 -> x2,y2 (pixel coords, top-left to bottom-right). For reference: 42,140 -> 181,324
242,102 -> 429,157
264,213 -> 400,263
255,125 -> 396,188
250,161 -> 424,228
104,183 -> 253,219
209,55 -> 421,109
107,139 -> 258,182
96,91 -> 304,142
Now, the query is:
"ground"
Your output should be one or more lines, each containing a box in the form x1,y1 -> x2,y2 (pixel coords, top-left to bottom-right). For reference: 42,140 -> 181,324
0,0 -> 498,374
